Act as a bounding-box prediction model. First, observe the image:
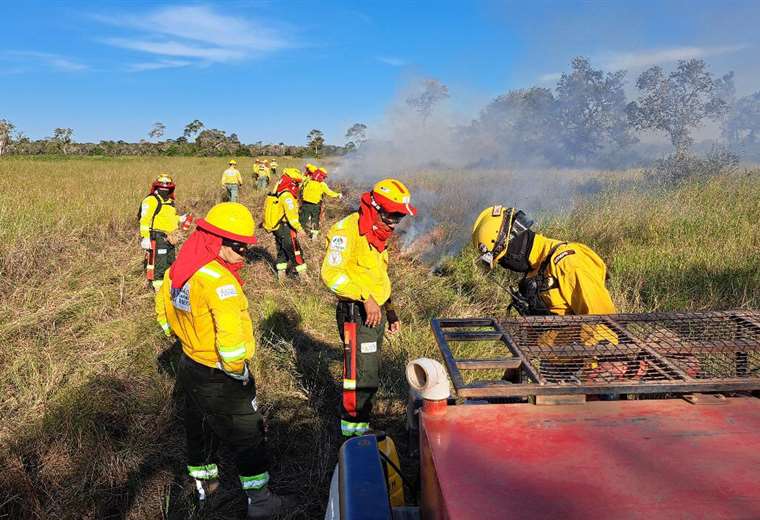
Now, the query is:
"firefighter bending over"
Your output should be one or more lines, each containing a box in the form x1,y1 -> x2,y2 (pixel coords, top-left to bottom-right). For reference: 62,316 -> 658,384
472,205 -> 615,316
321,179 -> 416,437
156,202 -> 293,518
262,168 -> 307,280
138,173 -> 191,291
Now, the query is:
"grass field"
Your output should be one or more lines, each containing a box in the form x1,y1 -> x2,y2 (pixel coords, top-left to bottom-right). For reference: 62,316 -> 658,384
0,156 -> 758,519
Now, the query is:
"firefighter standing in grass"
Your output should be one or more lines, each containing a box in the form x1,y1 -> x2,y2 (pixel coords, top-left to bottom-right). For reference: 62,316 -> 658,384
269,159 -> 278,178
155,202 -> 293,518
221,159 -> 243,202
254,160 -> 271,191
139,174 -> 191,291
300,166 -> 342,240
262,168 -> 307,280
321,179 -> 416,437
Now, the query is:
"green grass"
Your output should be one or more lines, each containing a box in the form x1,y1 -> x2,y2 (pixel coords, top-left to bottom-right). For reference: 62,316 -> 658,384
0,156 -> 758,519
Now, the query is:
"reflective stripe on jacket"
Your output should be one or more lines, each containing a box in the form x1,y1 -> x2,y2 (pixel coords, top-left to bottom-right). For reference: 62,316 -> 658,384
527,234 -> 615,316
156,260 -> 255,374
321,213 -> 391,305
140,193 -> 178,239
302,179 -> 340,204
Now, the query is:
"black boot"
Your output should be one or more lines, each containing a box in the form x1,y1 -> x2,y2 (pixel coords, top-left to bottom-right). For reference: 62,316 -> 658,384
193,478 -> 220,508
245,486 -> 296,519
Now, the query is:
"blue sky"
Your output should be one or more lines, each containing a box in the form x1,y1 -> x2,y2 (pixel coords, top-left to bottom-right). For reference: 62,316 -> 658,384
2,0 -> 759,145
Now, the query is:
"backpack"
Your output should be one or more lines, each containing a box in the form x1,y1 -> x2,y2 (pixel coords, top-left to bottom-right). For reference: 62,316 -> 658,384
262,192 -> 285,231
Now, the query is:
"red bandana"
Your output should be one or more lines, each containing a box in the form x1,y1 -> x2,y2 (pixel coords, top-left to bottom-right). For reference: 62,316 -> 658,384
358,192 -> 393,252
275,174 -> 299,197
171,229 -> 245,289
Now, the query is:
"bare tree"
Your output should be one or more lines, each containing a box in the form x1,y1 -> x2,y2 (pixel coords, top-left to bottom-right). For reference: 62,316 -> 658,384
183,119 -> 204,141
406,79 -> 449,123
0,119 -> 15,156
345,123 -> 368,149
307,129 -> 325,157
627,59 -> 732,156
52,127 -> 74,155
148,122 -> 166,141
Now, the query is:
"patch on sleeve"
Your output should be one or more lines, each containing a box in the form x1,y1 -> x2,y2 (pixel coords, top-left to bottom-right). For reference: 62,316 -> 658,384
285,198 -> 295,210
171,284 -> 191,312
216,284 -> 238,300
360,342 -> 377,353
327,251 -> 343,266
330,235 -> 347,251
141,202 -> 149,214
553,250 -> 576,265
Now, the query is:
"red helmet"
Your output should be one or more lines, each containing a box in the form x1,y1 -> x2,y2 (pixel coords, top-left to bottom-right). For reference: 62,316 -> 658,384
151,173 -> 175,193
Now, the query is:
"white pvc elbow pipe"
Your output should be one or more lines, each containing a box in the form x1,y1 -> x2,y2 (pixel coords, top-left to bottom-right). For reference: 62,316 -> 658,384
406,358 -> 451,401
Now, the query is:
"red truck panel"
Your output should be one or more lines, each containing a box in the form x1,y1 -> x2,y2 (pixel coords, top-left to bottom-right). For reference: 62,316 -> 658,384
420,398 -> 760,519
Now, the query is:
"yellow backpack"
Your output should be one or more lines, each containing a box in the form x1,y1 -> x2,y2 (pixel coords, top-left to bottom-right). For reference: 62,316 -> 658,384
262,193 -> 285,231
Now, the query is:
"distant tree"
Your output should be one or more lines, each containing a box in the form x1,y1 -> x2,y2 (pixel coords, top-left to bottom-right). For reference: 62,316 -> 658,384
196,128 -> 233,155
307,129 -> 325,156
52,127 -> 74,155
183,119 -> 204,141
0,119 -> 15,156
627,60 -> 732,156
345,123 -> 368,149
555,57 -> 635,162
148,122 -> 166,141
723,90 -> 760,149
406,79 -> 449,122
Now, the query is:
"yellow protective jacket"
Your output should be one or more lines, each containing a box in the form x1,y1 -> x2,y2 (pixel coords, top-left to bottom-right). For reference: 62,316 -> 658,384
527,233 -> 615,316
156,260 -> 255,374
263,191 -> 303,232
254,164 -> 270,179
139,193 -> 179,239
321,213 -> 391,305
302,179 -> 341,204
221,167 -> 243,186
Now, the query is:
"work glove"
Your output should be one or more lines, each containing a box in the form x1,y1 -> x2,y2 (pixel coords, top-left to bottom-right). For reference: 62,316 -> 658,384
140,237 -> 152,250
224,362 -> 251,385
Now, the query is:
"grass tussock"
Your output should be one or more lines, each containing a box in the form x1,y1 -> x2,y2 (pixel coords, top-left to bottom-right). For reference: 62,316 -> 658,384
0,156 -> 758,519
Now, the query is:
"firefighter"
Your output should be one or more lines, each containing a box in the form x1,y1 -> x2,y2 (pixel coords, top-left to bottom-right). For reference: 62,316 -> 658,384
155,202 -> 293,518
255,160 -> 270,191
221,159 -> 243,202
471,205 -> 615,316
321,179 -> 417,437
139,174 -> 191,291
304,163 -> 318,179
300,167 -> 342,240
262,168 -> 307,281
269,159 -> 278,178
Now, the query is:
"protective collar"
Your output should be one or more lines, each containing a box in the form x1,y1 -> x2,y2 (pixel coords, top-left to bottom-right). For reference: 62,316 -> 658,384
358,192 -> 393,252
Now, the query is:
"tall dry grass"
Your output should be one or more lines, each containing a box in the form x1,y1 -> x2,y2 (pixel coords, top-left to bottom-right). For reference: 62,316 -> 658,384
0,156 -> 758,519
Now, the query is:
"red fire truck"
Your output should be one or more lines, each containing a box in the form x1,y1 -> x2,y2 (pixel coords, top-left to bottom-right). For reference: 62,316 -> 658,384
326,310 -> 760,519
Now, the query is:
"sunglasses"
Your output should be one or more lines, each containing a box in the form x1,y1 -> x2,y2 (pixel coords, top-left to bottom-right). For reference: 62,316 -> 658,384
379,210 -> 406,225
223,240 -> 251,256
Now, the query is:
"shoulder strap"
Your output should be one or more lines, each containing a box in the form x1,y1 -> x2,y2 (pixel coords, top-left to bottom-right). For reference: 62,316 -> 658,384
149,193 -> 163,230
538,242 -> 567,277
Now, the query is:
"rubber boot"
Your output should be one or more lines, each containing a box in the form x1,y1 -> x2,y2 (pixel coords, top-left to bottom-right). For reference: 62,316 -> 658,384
246,486 -> 295,519
276,269 -> 286,285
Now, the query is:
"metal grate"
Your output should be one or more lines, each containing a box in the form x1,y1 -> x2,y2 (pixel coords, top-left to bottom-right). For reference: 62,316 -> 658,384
432,311 -> 760,398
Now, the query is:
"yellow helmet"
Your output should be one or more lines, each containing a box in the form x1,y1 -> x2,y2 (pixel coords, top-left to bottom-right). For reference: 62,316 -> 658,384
197,202 -> 257,244
370,178 -> 417,215
228,159 -> 237,165
304,163 -> 318,174
472,205 -> 533,268
282,167 -> 305,182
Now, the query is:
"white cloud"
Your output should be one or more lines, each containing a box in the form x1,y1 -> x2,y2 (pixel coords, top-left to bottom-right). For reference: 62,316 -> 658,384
377,56 -> 406,67
2,51 -> 88,72
600,44 -> 748,70
539,72 -> 562,83
94,4 -> 293,66
128,59 -> 193,72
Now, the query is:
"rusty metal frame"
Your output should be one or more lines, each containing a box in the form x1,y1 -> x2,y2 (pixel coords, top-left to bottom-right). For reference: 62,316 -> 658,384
431,311 -> 760,399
